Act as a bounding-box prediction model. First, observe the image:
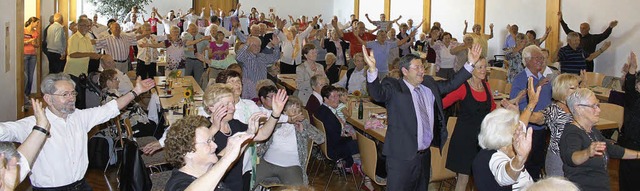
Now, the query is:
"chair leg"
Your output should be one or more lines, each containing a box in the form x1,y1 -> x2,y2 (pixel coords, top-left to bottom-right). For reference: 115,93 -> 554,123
324,165 -> 335,191
351,173 -> 358,191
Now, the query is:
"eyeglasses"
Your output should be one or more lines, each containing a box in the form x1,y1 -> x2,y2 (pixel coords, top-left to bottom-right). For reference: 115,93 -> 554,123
51,91 -> 78,98
529,56 -> 545,61
195,137 -> 215,145
578,103 -> 600,109
110,78 -> 120,82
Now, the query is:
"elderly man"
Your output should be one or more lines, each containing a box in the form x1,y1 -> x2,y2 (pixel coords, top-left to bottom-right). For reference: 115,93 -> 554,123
365,44 -> 482,190
235,36 -> 281,99
559,11 -> 618,72
333,52 -> 367,93
275,16 -> 317,74
558,32 -> 611,74
0,73 -> 154,189
65,18 -> 114,77
364,13 -> 401,32
234,19 -> 280,53
45,13 -> 67,74
95,22 -> 147,73
355,29 -> 416,78
336,21 -> 377,63
509,45 -> 553,181
304,75 -> 328,113
182,23 -> 211,87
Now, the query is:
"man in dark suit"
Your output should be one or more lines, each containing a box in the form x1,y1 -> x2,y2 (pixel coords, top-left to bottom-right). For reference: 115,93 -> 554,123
314,85 -> 359,167
364,44 -> 481,190
305,75 -> 328,115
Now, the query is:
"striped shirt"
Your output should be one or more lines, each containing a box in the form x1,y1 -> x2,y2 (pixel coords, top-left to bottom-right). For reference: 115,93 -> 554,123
558,45 -> 586,74
235,45 -> 281,99
95,34 -> 137,61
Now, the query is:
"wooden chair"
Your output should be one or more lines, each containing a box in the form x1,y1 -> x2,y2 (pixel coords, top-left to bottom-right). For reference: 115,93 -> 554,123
339,66 -> 348,79
488,79 -> 508,94
429,117 -> 457,190
505,83 -> 512,94
257,139 -> 315,190
488,67 -> 508,81
584,72 -> 606,87
425,63 -> 437,76
312,115 -> 358,191
599,103 -> 624,130
356,132 -> 386,190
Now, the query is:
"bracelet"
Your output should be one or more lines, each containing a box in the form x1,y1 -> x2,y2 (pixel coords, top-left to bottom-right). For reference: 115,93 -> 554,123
33,125 -> 50,137
130,90 -> 138,98
636,152 -> 639,159
271,113 -> 281,120
509,157 -> 525,171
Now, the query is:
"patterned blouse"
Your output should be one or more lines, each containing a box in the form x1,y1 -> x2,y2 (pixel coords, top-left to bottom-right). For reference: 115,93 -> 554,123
506,50 -> 524,83
541,103 -> 573,154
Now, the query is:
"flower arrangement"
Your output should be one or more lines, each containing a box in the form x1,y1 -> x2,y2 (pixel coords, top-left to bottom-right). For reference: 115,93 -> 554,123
168,70 -> 183,78
184,85 -> 194,102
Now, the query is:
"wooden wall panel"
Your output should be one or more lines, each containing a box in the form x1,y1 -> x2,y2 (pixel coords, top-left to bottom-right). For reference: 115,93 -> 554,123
546,0 -> 561,56
474,0 -> 485,33
194,0 -> 236,20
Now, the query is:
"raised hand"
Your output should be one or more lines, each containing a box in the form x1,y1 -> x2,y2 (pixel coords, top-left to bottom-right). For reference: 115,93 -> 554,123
609,20 -> 618,28
270,35 -> 280,46
545,26 -> 552,34
0,154 -> 18,191
464,20 -> 468,26
209,101 -> 229,130
247,112 -> 267,135
133,76 -> 156,95
489,23 -> 494,29
557,11 -> 563,21
629,51 -> 638,74
512,124 -> 533,160
271,89 -> 289,116
225,132 -> 255,158
527,77 -> 542,106
467,43 -> 482,66
362,45 -> 377,72
32,98 -> 49,130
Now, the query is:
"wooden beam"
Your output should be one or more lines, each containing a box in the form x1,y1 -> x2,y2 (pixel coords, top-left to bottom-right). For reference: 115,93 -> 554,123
17,0 -> 25,118
422,0 -> 431,33
354,0 -> 360,20
474,0 -> 486,33
384,0 -> 390,20
546,0 -> 561,56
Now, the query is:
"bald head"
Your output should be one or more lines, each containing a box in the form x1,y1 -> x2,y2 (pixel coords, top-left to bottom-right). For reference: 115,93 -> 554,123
247,36 -> 261,54
580,23 -> 590,35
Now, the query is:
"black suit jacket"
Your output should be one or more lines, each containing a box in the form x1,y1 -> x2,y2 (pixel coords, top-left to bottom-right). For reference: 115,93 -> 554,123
305,95 -> 321,115
322,38 -> 349,65
259,33 -> 274,51
367,68 -> 471,160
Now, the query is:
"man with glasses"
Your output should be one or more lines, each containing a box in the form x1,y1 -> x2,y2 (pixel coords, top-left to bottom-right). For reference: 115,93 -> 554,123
509,45 -> 554,181
65,18 -> 114,76
0,72 -> 155,190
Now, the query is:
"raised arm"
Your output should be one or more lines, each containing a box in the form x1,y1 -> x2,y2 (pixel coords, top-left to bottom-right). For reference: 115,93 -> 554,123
116,77 -> 155,110
17,99 -> 49,169
463,20 -> 469,35
364,13 -> 374,24
397,30 -> 417,46
558,11 -> 574,35
536,26 -> 551,45
250,89 -> 288,141
487,23 -> 494,39
586,41 -> 611,61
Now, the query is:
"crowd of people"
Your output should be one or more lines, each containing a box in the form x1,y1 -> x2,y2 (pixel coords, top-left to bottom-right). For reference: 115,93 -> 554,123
1,2 -> 639,191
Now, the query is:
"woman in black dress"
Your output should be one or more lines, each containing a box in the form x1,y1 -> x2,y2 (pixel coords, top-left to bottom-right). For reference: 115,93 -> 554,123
441,59 -> 495,191
615,52 -> 640,190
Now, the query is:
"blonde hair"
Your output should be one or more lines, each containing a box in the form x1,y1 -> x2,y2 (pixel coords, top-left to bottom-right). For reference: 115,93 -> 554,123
203,83 -> 235,115
551,73 -> 580,101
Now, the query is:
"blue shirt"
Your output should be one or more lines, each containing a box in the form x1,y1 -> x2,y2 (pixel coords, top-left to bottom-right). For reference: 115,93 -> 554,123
366,41 -> 398,72
504,34 -> 516,50
509,68 -> 553,130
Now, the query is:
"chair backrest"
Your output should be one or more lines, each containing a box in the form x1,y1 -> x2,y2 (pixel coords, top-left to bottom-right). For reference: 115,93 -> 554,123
488,79 -> 507,94
429,117 -> 457,182
488,67 -> 508,81
584,72 -> 606,87
599,103 -> 624,130
150,170 -> 172,191
505,83 -> 512,94
304,138 -> 314,172
339,66 -> 348,79
312,115 -> 332,160
356,132 -> 384,185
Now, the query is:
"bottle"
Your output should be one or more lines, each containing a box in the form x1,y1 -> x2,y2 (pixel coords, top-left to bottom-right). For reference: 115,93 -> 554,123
182,103 -> 187,117
358,99 -> 364,120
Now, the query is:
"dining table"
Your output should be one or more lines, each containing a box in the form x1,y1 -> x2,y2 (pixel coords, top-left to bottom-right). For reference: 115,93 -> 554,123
154,76 -> 205,126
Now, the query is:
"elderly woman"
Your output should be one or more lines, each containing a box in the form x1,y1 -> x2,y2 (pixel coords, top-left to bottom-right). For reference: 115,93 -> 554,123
296,44 -> 327,106
256,96 -> 325,186
203,83 -> 288,191
560,88 -> 640,191
619,51 -> 640,190
442,58 -> 496,191
506,33 -> 527,83
463,21 -> 494,58
526,73 -> 581,177
163,26 -> 187,72
525,27 -> 551,47
99,69 -> 158,138
164,115 -> 254,190
450,34 -> 475,72
472,77 -> 540,191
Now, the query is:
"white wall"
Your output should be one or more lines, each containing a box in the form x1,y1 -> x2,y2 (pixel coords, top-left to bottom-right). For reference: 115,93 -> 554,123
358,0 -> 384,29
431,0 -> 475,41
333,0 -> 354,25
561,0 -> 639,76
390,0 -> 422,34
486,0 -> 546,59
240,0 -> 334,26
0,0 -> 18,121
40,0 -> 55,76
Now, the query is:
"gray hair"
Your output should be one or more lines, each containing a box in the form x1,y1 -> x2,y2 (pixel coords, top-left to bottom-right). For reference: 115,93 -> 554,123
310,74 -> 328,88
567,88 -> 595,115
478,108 -> 519,150
567,32 -> 580,41
0,142 -> 20,161
41,73 -> 75,95
522,45 -> 542,66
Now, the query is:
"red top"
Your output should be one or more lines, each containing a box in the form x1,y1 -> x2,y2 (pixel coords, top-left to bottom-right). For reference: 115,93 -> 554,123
23,29 -> 39,55
442,81 -> 496,110
343,32 -> 376,57
147,18 -> 159,33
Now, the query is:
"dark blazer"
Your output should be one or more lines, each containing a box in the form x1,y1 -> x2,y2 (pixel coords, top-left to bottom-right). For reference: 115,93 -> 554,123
314,105 -> 348,160
305,95 -> 321,115
259,33 -> 274,52
367,68 -> 471,160
322,38 -> 349,65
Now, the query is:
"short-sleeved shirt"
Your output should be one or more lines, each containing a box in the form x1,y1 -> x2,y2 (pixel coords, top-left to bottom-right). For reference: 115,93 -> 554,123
343,32 -> 376,57
65,32 -> 95,76
366,41 -> 398,72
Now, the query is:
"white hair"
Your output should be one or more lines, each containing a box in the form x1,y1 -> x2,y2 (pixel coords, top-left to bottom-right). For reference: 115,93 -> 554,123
566,88 -> 595,115
522,45 -> 542,66
478,108 -> 519,150
523,177 -> 580,191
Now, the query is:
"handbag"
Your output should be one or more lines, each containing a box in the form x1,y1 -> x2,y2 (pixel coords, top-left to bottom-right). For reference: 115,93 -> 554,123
119,139 -> 152,191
